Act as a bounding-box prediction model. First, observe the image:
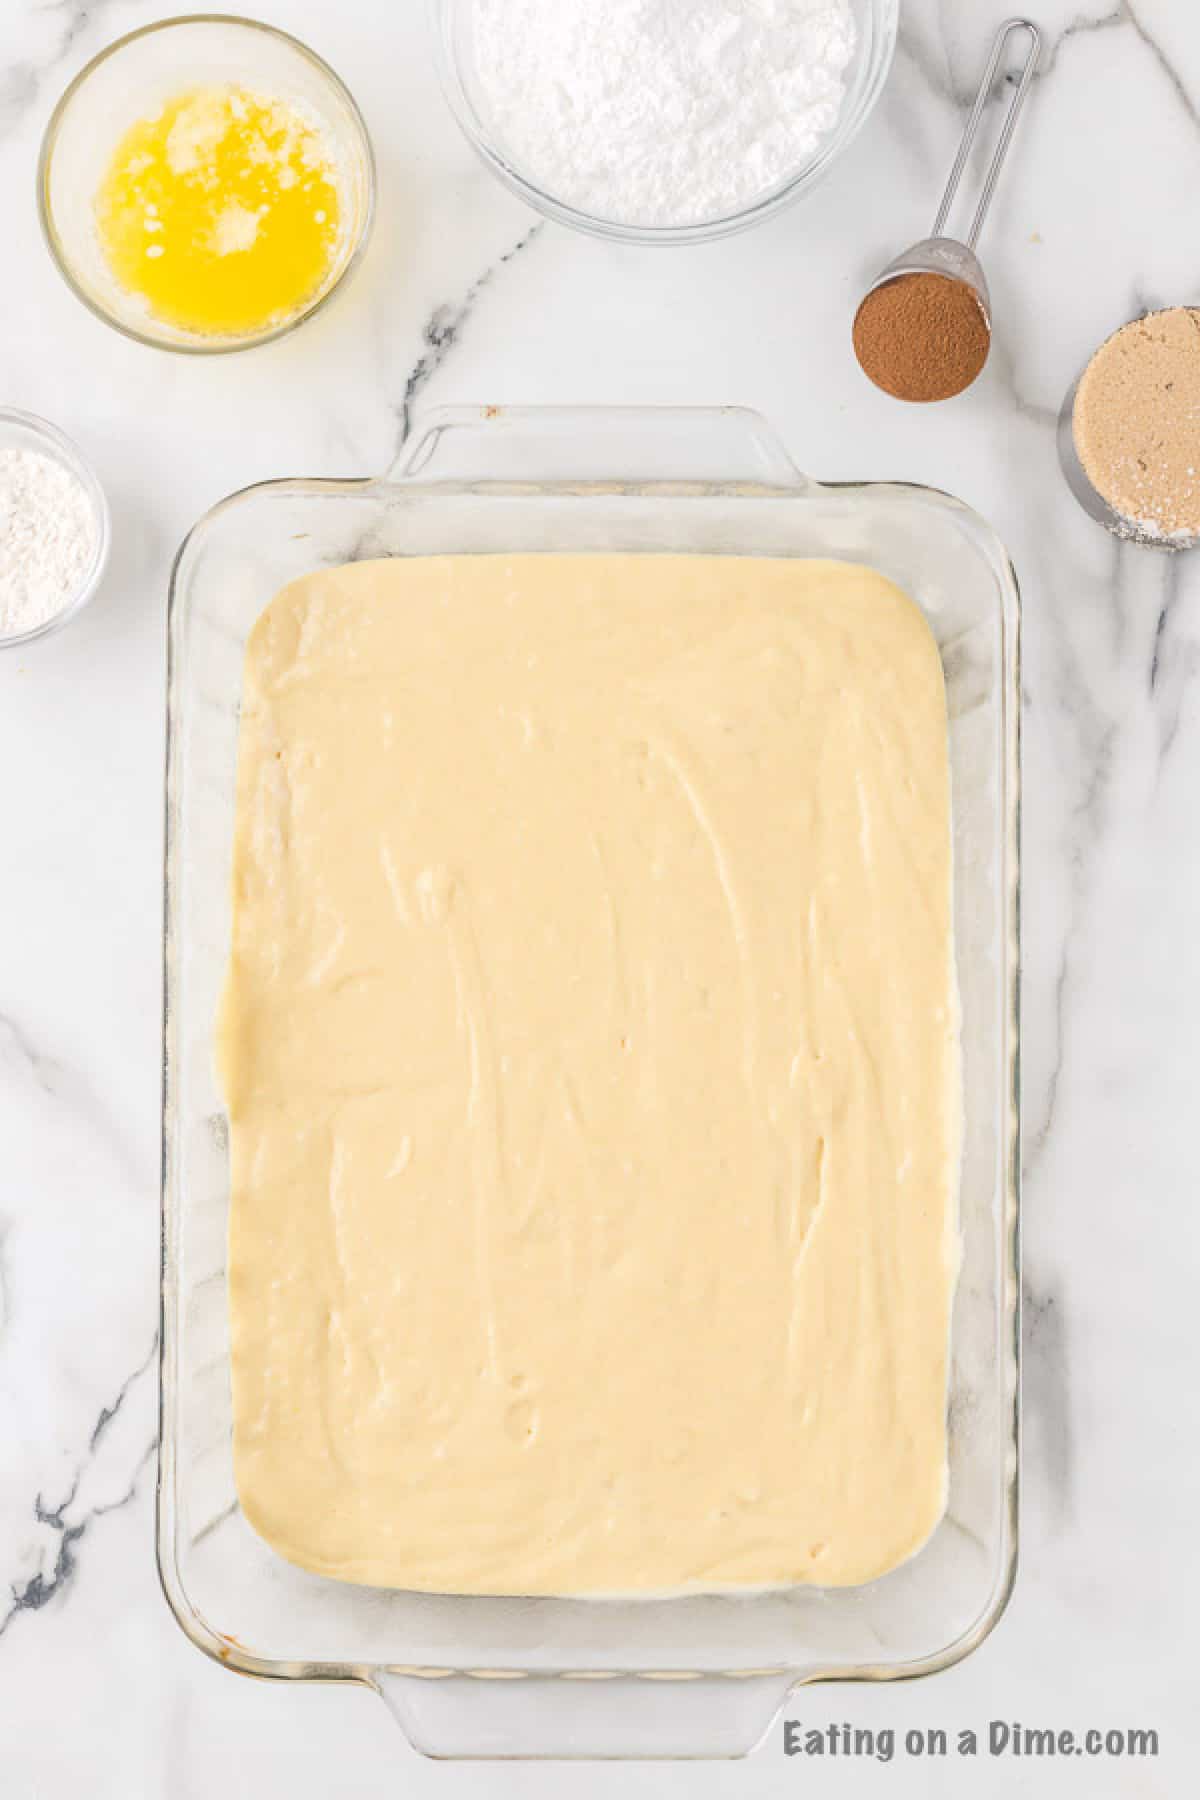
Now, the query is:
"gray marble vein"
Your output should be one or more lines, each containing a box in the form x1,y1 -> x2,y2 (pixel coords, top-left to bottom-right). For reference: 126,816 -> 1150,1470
1037,5 -> 1127,77
1024,705 -> 1116,1174
1040,2 -> 1200,127
1148,560 -> 1199,774
1,1337 -> 156,1640
1021,1276 -> 1073,1526
0,1010 -> 62,1096
88,1335 -> 158,1455
0,1012 -> 144,1195
0,0 -> 127,145
393,221 -> 543,447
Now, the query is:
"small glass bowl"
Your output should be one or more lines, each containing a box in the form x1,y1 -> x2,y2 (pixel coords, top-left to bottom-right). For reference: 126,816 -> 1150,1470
0,409 -> 111,649
429,0 -> 898,245
38,15 -> 375,354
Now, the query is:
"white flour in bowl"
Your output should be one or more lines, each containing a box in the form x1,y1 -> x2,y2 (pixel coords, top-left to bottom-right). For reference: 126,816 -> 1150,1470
470,0 -> 858,228
0,447 -> 97,638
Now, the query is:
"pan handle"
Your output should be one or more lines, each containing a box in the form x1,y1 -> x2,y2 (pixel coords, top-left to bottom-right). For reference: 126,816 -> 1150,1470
372,1666 -> 797,1761
386,404 -> 809,491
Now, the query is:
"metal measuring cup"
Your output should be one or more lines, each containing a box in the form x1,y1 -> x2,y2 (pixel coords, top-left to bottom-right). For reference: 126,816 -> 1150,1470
1057,312 -> 1200,550
855,18 -> 1041,390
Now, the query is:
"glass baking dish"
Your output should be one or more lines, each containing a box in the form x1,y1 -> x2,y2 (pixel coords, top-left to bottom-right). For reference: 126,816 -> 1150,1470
159,405 -> 1020,1760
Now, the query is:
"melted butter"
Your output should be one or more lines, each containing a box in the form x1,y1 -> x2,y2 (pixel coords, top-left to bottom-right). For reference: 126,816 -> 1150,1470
220,555 -> 959,1596
95,86 -> 341,337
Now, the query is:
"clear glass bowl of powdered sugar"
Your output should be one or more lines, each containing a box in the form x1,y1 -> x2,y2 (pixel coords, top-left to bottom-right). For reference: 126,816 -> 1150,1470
431,0 -> 898,243
0,409 -> 110,649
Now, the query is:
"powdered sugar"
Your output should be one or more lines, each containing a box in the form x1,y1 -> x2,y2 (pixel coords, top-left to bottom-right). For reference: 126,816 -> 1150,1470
471,0 -> 858,228
0,447 -> 98,639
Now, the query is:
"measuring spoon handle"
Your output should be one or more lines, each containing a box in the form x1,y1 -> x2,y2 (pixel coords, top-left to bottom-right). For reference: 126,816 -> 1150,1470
931,17 -> 1042,252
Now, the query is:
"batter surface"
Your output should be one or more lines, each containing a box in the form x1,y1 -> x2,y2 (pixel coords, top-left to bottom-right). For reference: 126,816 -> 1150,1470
220,553 -> 959,1595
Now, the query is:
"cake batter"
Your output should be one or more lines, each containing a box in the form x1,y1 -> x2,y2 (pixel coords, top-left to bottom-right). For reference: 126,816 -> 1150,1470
219,553 -> 959,1595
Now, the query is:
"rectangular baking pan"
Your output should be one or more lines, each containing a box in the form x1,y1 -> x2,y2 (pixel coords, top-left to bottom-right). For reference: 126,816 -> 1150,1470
159,404 -> 1020,1759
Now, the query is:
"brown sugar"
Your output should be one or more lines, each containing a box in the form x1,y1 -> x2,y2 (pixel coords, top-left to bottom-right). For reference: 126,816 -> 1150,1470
852,271 -> 991,403
1073,307 -> 1200,542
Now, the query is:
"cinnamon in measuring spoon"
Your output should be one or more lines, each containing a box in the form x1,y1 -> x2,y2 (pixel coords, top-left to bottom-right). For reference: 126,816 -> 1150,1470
852,271 -> 991,402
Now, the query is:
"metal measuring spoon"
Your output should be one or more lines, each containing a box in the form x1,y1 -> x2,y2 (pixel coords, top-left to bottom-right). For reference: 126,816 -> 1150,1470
854,18 -> 1042,398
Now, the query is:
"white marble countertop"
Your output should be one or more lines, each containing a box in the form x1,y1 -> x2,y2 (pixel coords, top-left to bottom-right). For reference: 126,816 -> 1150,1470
2,1 -> 1198,1793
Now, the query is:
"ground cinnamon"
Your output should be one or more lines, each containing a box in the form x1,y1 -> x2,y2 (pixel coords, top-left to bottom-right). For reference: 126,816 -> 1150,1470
852,271 -> 991,402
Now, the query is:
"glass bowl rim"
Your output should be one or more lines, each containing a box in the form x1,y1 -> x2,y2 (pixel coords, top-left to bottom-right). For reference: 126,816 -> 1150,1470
36,11 -> 377,356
